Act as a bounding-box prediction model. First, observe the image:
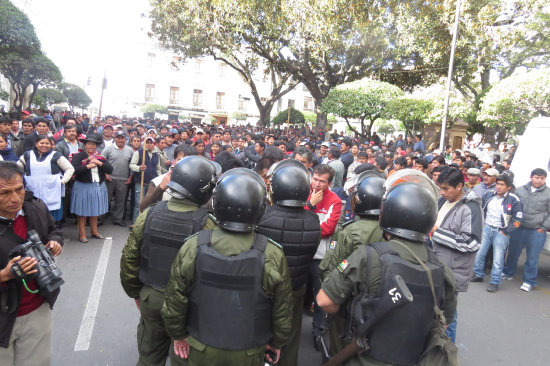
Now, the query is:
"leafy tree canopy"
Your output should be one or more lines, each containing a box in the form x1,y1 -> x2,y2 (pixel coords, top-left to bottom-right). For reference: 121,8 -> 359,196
479,68 -> 550,135
33,88 -> 66,109
231,112 -> 248,121
141,103 -> 168,114
271,107 -> 305,125
322,79 -> 403,137
61,83 -> 92,110
0,51 -> 62,110
0,0 -> 40,55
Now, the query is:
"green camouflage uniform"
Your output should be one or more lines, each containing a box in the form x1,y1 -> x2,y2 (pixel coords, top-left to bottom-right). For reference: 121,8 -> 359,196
120,197 -> 217,366
161,227 -> 293,366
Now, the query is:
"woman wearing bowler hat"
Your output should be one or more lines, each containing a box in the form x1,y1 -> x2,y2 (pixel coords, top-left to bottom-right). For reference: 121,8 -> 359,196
70,133 -> 113,243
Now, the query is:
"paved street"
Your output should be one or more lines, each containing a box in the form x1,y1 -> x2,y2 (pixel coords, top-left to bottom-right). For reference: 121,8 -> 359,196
51,219 -> 550,366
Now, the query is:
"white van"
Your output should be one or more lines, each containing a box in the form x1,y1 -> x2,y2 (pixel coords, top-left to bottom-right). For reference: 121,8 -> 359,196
510,117 -> 550,255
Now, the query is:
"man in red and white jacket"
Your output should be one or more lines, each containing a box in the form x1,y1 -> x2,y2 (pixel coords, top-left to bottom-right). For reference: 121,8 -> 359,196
305,164 -> 343,348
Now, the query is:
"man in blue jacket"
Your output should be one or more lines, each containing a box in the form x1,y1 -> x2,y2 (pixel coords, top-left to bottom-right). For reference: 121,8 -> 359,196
503,168 -> 550,292
471,175 -> 522,292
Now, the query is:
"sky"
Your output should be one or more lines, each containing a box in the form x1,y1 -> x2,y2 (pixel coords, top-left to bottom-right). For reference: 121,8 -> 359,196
12,0 -> 152,112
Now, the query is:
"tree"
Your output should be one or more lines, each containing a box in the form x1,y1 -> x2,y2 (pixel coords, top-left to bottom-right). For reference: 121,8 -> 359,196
61,83 -> 92,110
33,88 -> 66,109
231,112 -> 248,124
322,79 -> 403,138
149,0 -> 298,127
386,98 -> 434,138
389,0 -> 550,141
0,51 -> 62,111
141,103 -> 168,116
479,68 -> 550,135
375,120 -> 396,141
0,0 -> 41,56
271,108 -> 305,125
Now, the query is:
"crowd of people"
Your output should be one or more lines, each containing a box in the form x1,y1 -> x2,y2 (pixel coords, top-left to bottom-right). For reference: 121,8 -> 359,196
0,108 -> 548,366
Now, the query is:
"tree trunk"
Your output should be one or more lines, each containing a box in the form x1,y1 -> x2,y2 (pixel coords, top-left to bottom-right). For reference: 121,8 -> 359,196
27,84 -> 37,110
257,104 -> 273,127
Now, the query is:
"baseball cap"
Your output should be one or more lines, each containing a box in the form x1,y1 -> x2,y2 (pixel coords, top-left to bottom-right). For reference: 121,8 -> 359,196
483,143 -> 491,149
196,128 -> 204,134
321,141 -> 330,148
21,110 -> 30,116
103,124 -> 114,129
170,128 -> 179,134
147,128 -> 158,135
467,168 -> 481,175
145,136 -> 155,143
115,131 -> 126,138
114,124 -> 123,129
484,168 -> 499,177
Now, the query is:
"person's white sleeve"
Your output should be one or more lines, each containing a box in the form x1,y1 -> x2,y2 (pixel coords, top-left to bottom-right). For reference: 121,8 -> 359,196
57,156 -> 75,184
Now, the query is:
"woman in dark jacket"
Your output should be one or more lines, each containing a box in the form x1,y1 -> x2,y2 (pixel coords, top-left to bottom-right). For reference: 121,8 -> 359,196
70,133 -> 113,243
0,134 -> 18,162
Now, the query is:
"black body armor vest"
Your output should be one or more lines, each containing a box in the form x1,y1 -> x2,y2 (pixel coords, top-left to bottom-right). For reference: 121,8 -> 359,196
257,205 -> 321,290
361,242 -> 446,366
138,201 -> 208,289
187,230 -> 273,350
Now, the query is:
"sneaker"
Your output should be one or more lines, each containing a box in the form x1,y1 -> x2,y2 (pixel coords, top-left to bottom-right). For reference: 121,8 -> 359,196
487,283 -> 498,293
501,273 -> 513,281
520,283 -> 533,292
470,276 -> 484,282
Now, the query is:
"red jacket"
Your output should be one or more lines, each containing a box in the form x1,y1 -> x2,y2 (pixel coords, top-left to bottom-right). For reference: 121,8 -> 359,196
305,188 -> 342,238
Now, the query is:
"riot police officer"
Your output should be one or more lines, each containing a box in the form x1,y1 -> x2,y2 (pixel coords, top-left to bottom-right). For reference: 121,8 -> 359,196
257,160 -> 322,366
120,156 -> 218,366
161,169 -> 293,366
318,171 -> 386,356
317,181 -> 457,366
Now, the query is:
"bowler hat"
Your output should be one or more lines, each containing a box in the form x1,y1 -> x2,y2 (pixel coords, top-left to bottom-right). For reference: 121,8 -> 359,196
80,133 -> 103,145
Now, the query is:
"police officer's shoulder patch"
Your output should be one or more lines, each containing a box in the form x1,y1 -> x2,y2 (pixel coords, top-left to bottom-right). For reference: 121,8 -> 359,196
208,213 -> 218,223
267,238 -> 283,249
338,260 -> 349,272
329,240 -> 337,250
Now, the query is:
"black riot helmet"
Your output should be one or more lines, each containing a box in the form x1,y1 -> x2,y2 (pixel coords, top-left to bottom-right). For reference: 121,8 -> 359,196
167,156 -> 217,205
353,172 -> 386,217
379,182 -> 437,242
213,169 -> 267,232
270,162 -> 310,207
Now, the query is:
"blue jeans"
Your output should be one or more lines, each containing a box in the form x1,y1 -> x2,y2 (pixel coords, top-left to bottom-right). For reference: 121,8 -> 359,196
473,226 -> 510,285
503,228 -> 546,286
446,309 -> 457,343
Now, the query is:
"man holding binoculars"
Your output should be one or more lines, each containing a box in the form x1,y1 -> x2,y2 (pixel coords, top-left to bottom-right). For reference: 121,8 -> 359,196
0,161 -> 64,366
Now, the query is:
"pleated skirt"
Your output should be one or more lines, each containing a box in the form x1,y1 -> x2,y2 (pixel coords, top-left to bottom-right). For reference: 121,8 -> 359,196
71,181 -> 108,217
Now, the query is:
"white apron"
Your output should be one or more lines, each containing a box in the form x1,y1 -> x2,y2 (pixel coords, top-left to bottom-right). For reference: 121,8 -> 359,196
25,151 -> 63,211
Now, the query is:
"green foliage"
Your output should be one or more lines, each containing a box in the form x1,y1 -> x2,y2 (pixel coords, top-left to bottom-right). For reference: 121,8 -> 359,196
141,103 -> 168,114
479,69 -> 550,135
61,83 -> 92,110
33,88 -> 66,109
271,108 -> 305,125
149,0 -> 298,127
0,0 -> 40,56
0,51 -> 63,110
322,79 -> 403,137
231,112 -> 248,121
0,89 -> 9,101
375,120 -> 396,138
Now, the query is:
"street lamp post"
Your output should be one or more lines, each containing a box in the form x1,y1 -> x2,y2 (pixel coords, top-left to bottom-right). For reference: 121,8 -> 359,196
439,0 -> 462,151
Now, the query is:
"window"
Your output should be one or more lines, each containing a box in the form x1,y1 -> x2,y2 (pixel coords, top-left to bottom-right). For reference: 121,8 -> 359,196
147,52 -> 156,66
170,87 -> 180,105
218,62 -> 226,76
304,96 -> 313,111
195,59 -> 203,73
193,89 -> 203,107
145,84 -> 155,101
238,96 -> 250,112
287,99 -> 295,109
216,92 -> 225,109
